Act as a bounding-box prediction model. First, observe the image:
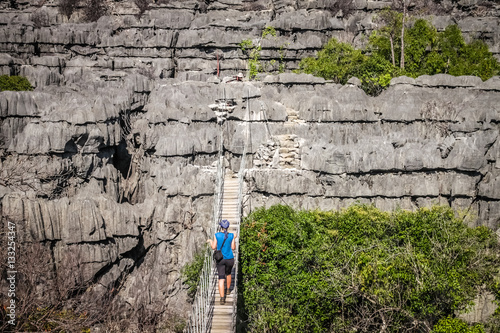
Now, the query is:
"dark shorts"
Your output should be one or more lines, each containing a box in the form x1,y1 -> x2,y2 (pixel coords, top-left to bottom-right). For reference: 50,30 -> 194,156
216,258 -> 234,279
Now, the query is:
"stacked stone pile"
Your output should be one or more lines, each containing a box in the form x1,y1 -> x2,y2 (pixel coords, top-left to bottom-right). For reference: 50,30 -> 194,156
253,134 -> 302,169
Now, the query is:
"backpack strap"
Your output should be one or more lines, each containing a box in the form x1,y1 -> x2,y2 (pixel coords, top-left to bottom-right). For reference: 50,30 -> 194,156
219,233 -> 228,250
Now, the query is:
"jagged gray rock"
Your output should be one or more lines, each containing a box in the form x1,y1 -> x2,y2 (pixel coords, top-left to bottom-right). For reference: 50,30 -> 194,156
0,0 -> 499,329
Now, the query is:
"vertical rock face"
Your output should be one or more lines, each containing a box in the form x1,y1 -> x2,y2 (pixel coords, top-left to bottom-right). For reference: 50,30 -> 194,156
0,74 -> 218,322
0,0 -> 499,329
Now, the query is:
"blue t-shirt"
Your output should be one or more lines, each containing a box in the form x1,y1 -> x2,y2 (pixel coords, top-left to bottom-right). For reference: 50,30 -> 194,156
215,232 -> 234,259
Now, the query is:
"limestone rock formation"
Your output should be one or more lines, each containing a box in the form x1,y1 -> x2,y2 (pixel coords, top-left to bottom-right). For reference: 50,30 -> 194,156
0,0 -> 499,329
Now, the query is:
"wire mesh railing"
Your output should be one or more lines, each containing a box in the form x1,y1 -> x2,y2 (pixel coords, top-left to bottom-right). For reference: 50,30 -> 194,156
231,91 -> 251,332
185,88 -> 254,333
184,126 -> 225,333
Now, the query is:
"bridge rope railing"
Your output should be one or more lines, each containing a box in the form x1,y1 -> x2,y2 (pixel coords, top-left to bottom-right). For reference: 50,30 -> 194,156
231,91 -> 251,332
184,122 -> 225,333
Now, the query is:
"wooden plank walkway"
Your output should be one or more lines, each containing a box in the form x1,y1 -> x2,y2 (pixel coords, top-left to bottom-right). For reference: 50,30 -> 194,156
210,172 -> 239,333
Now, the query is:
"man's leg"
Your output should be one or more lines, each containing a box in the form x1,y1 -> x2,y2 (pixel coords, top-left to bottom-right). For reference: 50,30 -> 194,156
226,274 -> 231,292
225,259 -> 234,294
218,278 -> 225,298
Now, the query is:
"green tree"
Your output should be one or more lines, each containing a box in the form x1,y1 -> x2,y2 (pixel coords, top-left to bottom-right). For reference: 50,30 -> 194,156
423,24 -> 499,80
372,9 -> 403,67
299,38 -> 366,84
403,19 -> 437,77
299,20 -> 499,95
300,38 -> 397,95
240,205 -> 500,333
434,24 -> 466,73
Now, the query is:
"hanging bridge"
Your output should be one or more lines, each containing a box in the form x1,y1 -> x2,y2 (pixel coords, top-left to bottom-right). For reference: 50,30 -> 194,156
184,91 -> 249,333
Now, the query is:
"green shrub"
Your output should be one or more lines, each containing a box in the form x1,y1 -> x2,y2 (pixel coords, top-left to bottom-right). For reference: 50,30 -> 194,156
239,39 -> 254,52
0,75 -> 33,91
240,26 -> 287,79
240,205 -> 500,333
299,19 -> 500,96
299,38 -> 366,83
181,250 -> 206,298
432,316 -> 485,333
262,25 -> 277,39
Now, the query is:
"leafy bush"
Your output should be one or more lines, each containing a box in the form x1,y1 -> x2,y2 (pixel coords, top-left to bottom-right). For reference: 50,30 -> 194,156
0,75 -> 33,91
239,39 -> 254,53
262,25 -> 277,39
240,205 -> 500,333
426,25 -> 500,80
299,38 -> 367,83
299,18 -> 500,96
432,317 -> 485,333
181,250 -> 206,298
240,26 -> 288,79
372,19 -> 500,80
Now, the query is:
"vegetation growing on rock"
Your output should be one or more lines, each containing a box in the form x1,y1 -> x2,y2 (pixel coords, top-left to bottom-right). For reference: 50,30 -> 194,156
182,250 -> 206,298
299,16 -> 500,96
239,205 -> 500,332
432,316 -> 485,333
0,75 -> 33,91
240,26 -> 288,80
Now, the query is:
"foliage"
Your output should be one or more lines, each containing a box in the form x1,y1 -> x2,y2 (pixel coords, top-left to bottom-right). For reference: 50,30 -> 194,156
248,46 -> 262,80
262,25 -> 277,39
299,17 -> 500,96
429,25 -> 499,80
239,39 -> 254,53
181,250 -> 206,298
299,38 -> 366,83
240,26 -> 287,79
240,204 -> 500,333
82,0 -> 109,22
397,19 -> 437,76
0,75 -> 33,91
372,8 -> 403,66
58,0 -> 80,19
299,38 -> 399,95
432,317 -> 485,333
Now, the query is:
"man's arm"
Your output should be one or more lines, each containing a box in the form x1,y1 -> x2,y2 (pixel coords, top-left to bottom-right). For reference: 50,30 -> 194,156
207,236 -> 217,250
